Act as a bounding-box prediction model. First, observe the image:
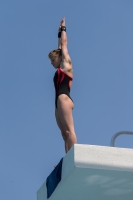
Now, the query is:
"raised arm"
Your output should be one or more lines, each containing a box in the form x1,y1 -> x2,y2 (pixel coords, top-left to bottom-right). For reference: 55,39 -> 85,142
58,26 -> 61,49
60,18 -> 71,64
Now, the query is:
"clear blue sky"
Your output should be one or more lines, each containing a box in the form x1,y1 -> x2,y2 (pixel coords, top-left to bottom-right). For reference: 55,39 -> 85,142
0,0 -> 133,199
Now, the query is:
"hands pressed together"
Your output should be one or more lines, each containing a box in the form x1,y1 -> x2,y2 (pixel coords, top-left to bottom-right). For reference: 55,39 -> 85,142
58,17 -> 66,32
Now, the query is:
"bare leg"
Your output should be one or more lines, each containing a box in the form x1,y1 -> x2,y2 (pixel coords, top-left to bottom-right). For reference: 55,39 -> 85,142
57,95 -> 77,152
55,109 -> 68,153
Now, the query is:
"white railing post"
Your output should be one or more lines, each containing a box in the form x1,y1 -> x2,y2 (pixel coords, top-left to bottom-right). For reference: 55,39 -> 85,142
110,131 -> 133,147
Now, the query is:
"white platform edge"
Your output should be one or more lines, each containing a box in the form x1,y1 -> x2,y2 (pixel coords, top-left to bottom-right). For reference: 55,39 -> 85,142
74,144 -> 133,172
37,144 -> 133,199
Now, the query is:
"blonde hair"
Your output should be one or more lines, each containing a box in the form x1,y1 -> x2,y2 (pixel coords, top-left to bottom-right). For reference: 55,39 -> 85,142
48,49 -> 62,59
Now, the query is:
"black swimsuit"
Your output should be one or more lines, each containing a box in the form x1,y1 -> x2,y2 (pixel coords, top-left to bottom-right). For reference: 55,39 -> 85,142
53,68 -> 73,108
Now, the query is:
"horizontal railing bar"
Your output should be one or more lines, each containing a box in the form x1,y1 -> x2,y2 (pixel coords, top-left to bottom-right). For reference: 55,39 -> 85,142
110,131 -> 133,147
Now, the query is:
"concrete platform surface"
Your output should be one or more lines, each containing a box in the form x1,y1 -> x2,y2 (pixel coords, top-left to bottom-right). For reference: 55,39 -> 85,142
37,144 -> 133,200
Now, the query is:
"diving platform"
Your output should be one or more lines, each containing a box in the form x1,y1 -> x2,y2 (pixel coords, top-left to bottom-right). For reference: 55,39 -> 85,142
37,144 -> 133,200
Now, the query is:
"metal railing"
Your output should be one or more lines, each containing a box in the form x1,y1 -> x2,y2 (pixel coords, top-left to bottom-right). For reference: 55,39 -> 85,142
110,131 -> 133,147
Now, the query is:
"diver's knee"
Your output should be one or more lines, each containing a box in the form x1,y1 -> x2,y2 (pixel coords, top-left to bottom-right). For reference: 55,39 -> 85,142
65,130 -> 75,137
61,131 -> 67,141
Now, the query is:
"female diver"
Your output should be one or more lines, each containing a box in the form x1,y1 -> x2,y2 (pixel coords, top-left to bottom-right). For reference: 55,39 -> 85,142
48,18 -> 77,153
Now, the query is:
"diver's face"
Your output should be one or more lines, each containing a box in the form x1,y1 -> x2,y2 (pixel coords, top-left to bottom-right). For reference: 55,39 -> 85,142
51,56 -> 62,69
